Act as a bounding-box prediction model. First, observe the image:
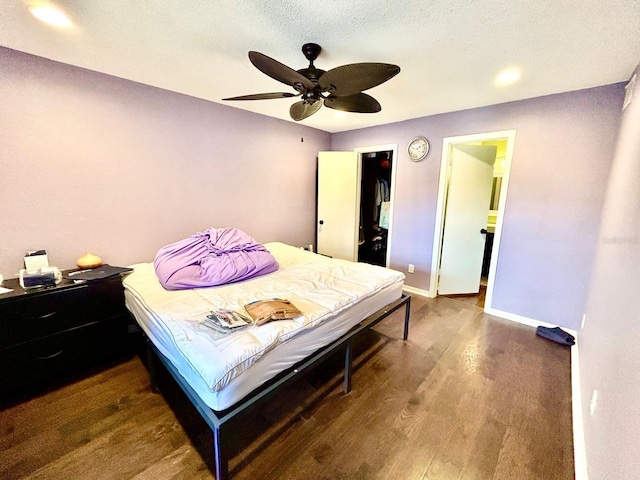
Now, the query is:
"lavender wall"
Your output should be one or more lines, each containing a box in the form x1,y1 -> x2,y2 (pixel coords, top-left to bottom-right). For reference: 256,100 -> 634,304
332,84 -> 624,329
0,45 -> 625,331
0,47 -> 330,275
580,66 -> 640,479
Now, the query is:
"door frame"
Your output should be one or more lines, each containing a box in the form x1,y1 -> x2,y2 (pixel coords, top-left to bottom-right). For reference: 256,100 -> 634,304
429,130 -> 516,311
354,143 -> 398,268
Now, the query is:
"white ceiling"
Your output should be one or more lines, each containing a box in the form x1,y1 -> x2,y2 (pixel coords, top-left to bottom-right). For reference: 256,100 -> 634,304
2,0 -> 640,133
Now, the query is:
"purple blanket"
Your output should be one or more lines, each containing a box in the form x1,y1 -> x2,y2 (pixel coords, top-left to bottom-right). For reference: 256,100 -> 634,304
154,227 -> 279,290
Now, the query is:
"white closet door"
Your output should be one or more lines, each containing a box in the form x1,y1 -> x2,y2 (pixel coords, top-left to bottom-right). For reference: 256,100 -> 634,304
317,151 -> 359,261
438,144 -> 496,295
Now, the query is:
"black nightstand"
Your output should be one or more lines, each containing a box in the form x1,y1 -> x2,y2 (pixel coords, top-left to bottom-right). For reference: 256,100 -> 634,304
0,274 -> 131,397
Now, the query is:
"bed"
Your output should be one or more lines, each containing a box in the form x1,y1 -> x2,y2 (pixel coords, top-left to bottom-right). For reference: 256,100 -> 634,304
123,242 -> 411,479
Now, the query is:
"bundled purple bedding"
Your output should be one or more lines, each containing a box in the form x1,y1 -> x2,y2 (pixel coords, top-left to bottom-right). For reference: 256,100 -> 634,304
154,227 -> 279,290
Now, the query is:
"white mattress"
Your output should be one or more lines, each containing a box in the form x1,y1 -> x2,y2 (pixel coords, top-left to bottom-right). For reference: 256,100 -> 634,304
123,242 -> 405,411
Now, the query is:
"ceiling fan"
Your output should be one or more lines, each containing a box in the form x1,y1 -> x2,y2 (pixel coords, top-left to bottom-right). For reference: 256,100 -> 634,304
222,43 -> 400,121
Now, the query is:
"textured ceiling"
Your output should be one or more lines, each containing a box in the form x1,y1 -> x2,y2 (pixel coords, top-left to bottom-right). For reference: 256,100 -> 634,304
1,0 -> 640,133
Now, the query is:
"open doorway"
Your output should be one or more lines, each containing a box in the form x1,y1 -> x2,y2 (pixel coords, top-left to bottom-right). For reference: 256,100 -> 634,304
354,144 -> 398,268
429,130 -> 516,310
357,150 -> 393,266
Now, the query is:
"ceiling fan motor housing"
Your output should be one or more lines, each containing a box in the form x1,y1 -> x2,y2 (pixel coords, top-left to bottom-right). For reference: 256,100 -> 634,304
297,67 -> 326,84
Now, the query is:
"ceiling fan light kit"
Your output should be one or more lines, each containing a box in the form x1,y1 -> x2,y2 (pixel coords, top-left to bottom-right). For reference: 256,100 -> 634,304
223,43 -> 400,121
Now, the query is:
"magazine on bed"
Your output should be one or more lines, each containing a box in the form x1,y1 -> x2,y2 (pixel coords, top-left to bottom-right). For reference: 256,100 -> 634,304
204,309 -> 253,335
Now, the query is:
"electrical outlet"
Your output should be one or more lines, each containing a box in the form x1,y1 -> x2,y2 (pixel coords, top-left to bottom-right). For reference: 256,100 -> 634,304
408,264 -> 415,273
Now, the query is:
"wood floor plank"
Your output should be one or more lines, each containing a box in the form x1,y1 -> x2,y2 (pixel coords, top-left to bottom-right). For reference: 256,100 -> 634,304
131,444 -> 214,480
0,294 -> 574,479
1,362 -> 158,479
25,407 -> 186,480
0,359 -> 146,450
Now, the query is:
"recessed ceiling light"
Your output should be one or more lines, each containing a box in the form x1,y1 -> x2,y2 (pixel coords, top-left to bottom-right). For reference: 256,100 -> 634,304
29,5 -> 72,27
495,69 -> 521,85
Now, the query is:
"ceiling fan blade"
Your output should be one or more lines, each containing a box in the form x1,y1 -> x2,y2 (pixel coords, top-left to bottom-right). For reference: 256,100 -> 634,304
222,92 -> 298,101
318,63 -> 400,96
249,51 -> 315,91
290,100 -> 322,121
324,93 -> 381,113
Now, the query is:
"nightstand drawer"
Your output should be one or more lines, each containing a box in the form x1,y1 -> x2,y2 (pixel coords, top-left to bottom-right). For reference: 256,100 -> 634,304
0,317 -> 127,394
0,279 -> 124,348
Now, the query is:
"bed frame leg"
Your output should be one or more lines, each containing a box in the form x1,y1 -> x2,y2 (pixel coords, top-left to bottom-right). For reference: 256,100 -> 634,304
403,295 -> 411,341
146,339 -> 159,393
213,425 -> 229,480
344,341 -> 353,394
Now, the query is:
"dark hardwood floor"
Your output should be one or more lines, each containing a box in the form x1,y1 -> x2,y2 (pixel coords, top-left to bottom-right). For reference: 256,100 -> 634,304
0,294 -> 574,479
443,284 -> 487,308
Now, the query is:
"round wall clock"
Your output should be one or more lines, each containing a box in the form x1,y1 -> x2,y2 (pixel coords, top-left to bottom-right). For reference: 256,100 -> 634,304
407,136 -> 430,161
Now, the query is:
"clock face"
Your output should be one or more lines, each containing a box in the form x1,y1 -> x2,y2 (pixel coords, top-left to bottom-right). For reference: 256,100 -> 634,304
408,136 -> 429,161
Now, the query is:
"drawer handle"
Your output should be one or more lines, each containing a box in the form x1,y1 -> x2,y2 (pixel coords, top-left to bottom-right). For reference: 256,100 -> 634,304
32,311 -> 57,320
36,350 -> 64,360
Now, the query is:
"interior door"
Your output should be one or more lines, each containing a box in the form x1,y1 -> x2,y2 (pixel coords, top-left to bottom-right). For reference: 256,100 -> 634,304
317,151 -> 359,261
438,144 -> 496,295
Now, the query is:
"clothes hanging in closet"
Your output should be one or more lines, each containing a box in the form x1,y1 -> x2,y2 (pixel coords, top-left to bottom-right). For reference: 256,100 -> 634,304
373,179 -> 389,222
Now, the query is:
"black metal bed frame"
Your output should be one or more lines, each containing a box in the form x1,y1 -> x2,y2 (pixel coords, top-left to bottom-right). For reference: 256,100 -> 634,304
145,293 -> 411,480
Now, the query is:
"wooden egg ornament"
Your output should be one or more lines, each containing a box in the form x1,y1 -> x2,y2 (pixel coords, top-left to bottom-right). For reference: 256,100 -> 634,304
77,252 -> 102,269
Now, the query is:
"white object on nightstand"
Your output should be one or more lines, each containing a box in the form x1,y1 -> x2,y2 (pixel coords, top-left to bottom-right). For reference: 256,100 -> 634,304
24,250 -> 49,270
0,274 -> 13,294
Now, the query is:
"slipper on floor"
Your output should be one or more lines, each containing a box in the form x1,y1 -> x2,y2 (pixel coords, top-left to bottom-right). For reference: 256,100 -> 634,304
536,326 -> 575,346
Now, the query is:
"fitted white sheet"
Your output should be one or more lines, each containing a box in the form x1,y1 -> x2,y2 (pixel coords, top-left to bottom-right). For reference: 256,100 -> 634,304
123,242 -> 404,411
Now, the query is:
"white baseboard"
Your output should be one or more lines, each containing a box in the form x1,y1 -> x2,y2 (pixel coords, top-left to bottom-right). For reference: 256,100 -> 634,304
402,285 -> 432,298
484,307 -> 578,336
571,338 -> 588,480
